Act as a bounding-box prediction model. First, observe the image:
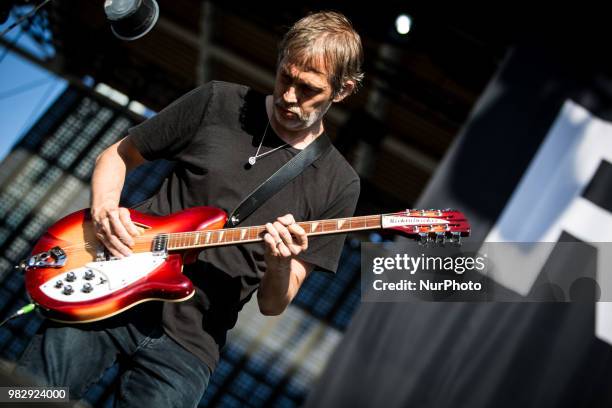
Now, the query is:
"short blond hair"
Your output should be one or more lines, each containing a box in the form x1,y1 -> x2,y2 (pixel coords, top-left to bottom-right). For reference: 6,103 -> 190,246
278,11 -> 364,96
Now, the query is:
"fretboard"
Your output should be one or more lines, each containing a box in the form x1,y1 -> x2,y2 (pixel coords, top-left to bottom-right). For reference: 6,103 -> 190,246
166,215 -> 383,250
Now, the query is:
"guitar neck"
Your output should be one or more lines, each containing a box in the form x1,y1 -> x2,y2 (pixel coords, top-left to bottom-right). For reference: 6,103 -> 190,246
166,215 -> 383,251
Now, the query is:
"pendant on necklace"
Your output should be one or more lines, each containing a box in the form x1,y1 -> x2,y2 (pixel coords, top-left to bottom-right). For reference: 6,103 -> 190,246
248,156 -> 257,165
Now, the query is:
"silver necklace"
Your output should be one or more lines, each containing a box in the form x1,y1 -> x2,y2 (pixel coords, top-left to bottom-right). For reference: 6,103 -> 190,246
248,121 -> 288,165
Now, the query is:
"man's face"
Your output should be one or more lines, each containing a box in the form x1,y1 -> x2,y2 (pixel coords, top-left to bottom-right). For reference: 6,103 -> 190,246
271,59 -> 336,132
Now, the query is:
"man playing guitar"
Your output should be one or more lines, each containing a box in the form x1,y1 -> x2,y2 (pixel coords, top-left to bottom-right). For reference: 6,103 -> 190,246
15,11 -> 363,407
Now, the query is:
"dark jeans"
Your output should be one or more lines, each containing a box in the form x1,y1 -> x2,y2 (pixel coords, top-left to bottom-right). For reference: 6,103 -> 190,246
14,302 -> 211,407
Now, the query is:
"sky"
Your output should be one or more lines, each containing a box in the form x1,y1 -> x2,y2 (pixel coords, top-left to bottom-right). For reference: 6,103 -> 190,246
0,8 -> 68,162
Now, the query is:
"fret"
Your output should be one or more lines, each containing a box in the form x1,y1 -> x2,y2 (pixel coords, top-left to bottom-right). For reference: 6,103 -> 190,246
166,213 -> 396,251
354,217 -> 365,229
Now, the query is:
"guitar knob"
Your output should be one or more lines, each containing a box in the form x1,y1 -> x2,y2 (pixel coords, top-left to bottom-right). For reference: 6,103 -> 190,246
66,272 -> 76,282
82,283 -> 93,293
54,280 -> 63,288
84,270 -> 95,280
63,285 -> 73,295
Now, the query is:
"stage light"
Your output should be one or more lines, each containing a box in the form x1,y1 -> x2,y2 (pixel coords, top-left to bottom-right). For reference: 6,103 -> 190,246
395,14 -> 412,35
104,0 -> 159,41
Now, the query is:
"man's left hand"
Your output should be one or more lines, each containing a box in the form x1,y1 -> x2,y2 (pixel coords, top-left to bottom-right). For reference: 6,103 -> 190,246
263,214 -> 308,265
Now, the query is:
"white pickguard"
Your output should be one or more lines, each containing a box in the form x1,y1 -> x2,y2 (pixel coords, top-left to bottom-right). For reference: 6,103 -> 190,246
39,252 -> 167,302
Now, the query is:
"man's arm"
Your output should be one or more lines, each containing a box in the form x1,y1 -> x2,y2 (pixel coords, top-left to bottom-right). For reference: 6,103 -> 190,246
90,136 -> 147,258
257,214 -> 313,316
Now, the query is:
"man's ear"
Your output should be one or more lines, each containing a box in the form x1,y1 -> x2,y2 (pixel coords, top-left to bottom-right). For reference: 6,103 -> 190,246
332,80 -> 356,103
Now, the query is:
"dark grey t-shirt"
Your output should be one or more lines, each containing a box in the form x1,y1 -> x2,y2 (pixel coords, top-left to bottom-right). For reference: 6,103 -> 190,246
127,81 -> 360,370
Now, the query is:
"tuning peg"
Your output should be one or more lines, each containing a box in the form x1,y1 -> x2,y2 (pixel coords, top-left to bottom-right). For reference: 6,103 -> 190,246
418,232 -> 428,246
450,232 -> 462,246
435,232 -> 446,246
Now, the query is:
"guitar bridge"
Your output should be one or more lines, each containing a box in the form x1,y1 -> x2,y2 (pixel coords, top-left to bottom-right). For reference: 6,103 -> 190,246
24,246 -> 67,268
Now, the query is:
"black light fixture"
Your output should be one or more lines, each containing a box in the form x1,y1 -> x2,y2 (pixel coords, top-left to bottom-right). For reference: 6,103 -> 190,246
0,1 -> 14,26
104,0 -> 159,41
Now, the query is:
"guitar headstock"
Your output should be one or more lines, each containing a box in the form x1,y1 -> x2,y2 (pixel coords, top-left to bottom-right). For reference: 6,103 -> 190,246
381,209 -> 471,246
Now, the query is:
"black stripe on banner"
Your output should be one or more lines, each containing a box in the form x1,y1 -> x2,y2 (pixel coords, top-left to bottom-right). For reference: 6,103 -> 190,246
582,160 -> 612,212
528,231 -> 599,301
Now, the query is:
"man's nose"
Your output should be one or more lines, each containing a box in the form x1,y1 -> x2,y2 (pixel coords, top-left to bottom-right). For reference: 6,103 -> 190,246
283,86 -> 298,104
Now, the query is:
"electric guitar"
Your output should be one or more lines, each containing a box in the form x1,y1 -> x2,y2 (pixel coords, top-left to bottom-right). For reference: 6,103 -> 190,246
21,207 -> 470,323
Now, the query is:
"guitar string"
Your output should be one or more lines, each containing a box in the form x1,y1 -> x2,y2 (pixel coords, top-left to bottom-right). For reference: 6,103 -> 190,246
53,213 -> 451,252
56,219 -> 385,252
55,215 -> 450,253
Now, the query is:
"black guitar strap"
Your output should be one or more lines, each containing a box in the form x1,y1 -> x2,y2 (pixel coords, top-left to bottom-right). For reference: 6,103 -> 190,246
226,134 -> 332,227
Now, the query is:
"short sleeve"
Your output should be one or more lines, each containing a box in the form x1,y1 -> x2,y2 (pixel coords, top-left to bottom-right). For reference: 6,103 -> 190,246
298,178 -> 360,273
128,82 -> 214,161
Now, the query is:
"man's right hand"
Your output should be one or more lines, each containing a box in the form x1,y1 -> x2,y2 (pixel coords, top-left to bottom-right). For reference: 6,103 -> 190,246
90,204 -> 144,258
90,136 -> 147,258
